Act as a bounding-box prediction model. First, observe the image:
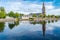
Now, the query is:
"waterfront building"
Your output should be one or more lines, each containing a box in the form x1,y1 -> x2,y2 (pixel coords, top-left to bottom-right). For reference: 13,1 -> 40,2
22,15 -> 32,19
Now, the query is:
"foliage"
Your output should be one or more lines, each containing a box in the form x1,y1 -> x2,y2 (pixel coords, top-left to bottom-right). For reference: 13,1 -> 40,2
42,14 -> 46,18
20,14 -> 24,16
50,15 -> 55,18
39,14 -> 42,17
0,7 -> 6,18
55,16 -> 59,18
47,15 -> 51,18
14,12 -> 20,18
0,22 -> 5,32
8,11 -> 15,18
0,7 -> 5,12
32,14 -> 37,17
29,18 -> 34,21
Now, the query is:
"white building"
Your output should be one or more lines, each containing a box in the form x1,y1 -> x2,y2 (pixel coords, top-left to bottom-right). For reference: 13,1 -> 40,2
22,15 -> 32,19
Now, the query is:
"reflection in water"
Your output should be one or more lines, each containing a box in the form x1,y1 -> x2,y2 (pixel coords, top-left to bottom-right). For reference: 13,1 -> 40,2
30,21 -> 46,37
51,20 -> 54,23
30,20 -> 58,37
42,21 -> 46,37
14,21 -> 19,26
8,21 -> 19,29
48,20 -> 58,23
55,20 -> 58,22
8,23 -> 15,29
0,22 -> 5,32
0,20 -> 59,40
48,21 -> 50,23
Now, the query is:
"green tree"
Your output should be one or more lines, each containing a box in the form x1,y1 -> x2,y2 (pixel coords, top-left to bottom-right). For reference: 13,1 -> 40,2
43,14 -> 46,18
47,15 -> 51,18
32,14 -> 37,17
55,16 -> 58,18
51,15 -> 55,18
39,14 -> 42,17
14,12 -> 20,18
20,14 -> 24,16
0,7 -> 6,18
8,11 -> 15,17
0,7 -> 5,12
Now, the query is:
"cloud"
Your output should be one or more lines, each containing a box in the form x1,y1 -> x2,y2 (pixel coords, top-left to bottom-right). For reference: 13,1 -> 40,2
0,1 -> 60,15
0,1 -> 54,14
47,8 -> 60,15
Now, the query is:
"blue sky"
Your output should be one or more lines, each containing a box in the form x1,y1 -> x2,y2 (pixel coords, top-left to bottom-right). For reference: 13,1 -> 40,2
0,0 -> 60,15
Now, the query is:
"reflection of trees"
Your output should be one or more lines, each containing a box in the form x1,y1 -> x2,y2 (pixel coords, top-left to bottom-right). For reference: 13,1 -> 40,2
48,20 -> 58,23
0,22 -> 5,32
8,21 -> 19,29
55,20 -> 58,22
48,21 -> 50,23
9,23 -> 15,29
30,21 -> 46,37
30,20 -> 58,37
51,20 -> 54,23
30,21 -> 36,25
42,21 -> 46,37
14,21 -> 19,26
30,21 -> 46,24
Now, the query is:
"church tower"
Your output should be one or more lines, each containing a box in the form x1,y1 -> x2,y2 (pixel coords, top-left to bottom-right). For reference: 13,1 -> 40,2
42,1 -> 45,15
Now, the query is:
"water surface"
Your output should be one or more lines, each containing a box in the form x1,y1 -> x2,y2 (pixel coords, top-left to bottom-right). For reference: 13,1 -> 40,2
0,20 -> 60,40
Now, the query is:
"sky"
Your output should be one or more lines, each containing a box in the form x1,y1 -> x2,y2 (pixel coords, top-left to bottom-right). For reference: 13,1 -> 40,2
0,0 -> 60,15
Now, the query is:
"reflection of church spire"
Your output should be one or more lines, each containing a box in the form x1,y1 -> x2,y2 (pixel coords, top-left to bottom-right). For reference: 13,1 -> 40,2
42,1 -> 45,15
42,24 -> 45,36
42,21 -> 46,37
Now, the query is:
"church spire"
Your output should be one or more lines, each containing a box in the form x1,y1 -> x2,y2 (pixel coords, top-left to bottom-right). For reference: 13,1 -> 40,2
42,0 -> 45,15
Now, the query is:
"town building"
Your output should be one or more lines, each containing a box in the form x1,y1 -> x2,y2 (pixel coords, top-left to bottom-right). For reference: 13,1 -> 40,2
22,15 -> 32,19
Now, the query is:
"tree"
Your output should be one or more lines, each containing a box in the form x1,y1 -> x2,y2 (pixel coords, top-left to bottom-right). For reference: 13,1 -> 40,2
0,7 -> 5,12
32,14 -> 37,17
55,16 -> 58,18
0,7 -> 6,18
43,14 -> 46,18
51,15 -> 55,18
47,15 -> 51,18
8,11 -> 15,17
39,14 -> 42,17
14,12 -> 20,18
20,14 -> 24,16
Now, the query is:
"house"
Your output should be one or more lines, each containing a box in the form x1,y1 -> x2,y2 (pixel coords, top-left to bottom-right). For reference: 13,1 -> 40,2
22,15 -> 32,19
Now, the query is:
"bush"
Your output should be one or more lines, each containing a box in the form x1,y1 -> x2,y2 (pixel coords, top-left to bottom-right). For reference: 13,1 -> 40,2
29,18 -> 34,21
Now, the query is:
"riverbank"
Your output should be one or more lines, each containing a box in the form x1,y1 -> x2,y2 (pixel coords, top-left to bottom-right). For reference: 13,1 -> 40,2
0,18 -> 16,22
0,17 -> 59,22
34,18 -> 59,21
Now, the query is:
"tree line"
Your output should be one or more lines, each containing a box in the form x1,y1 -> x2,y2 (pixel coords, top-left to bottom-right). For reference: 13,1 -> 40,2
0,7 -> 60,19
32,13 -> 60,18
0,7 -> 24,18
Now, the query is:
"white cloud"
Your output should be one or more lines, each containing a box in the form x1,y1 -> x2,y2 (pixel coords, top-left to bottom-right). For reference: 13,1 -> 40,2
47,8 -> 60,15
1,1 -> 60,15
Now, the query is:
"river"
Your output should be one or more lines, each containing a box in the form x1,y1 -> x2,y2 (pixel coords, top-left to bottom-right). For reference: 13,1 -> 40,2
0,20 -> 60,40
